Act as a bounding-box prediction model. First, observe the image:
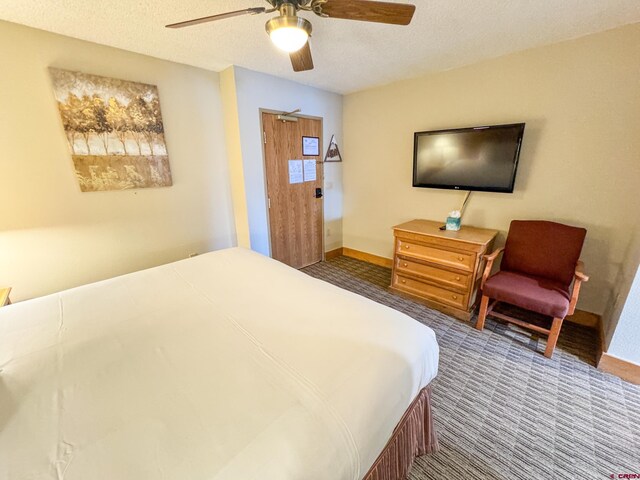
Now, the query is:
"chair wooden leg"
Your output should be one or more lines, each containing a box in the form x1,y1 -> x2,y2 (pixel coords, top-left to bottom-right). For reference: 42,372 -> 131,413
476,295 -> 490,331
544,317 -> 564,358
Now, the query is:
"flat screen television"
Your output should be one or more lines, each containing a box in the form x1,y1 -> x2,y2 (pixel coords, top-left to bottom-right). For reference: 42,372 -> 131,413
413,123 -> 525,193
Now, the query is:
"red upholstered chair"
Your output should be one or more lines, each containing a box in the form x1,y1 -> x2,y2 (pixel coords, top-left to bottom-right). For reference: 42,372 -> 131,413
475,220 -> 589,358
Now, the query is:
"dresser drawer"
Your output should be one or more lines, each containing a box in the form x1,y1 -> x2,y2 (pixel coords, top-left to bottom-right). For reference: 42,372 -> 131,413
395,257 -> 471,291
396,239 -> 475,272
393,274 -> 468,309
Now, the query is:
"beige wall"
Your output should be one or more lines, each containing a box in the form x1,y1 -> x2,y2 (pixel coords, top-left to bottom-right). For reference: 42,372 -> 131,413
0,21 -> 236,301
343,23 -> 640,316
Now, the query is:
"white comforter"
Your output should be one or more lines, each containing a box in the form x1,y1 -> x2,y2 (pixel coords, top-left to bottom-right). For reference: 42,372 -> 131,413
0,248 -> 438,480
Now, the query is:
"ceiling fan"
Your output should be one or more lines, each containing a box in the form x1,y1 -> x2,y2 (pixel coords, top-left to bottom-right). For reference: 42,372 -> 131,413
166,0 -> 416,72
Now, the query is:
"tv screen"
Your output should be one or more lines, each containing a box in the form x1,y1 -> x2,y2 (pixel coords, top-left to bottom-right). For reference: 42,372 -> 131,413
413,123 -> 525,193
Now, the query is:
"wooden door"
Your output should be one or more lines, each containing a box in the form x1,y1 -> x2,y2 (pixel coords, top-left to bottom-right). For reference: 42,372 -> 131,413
263,112 -> 323,269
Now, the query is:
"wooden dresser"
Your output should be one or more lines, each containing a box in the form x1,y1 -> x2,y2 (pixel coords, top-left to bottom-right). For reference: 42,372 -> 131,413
390,220 -> 498,321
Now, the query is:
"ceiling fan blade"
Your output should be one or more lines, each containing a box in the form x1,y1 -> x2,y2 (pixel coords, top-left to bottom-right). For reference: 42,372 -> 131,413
318,0 -> 415,25
166,7 -> 266,29
290,42 -> 314,72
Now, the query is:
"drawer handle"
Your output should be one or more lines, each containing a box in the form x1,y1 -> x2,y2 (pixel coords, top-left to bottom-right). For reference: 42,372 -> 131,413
455,276 -> 461,281
403,262 -> 408,267
404,245 -> 410,249
401,279 -> 406,284
457,256 -> 464,261
452,295 -> 458,300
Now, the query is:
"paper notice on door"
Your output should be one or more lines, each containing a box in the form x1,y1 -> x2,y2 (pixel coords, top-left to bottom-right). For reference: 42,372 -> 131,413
288,160 -> 303,184
303,160 -> 317,182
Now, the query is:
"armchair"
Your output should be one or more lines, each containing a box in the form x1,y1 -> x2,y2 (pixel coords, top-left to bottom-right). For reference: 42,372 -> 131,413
475,220 -> 588,358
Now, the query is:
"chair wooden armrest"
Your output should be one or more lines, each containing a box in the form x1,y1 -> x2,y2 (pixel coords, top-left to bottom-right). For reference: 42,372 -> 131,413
568,260 -> 588,315
574,260 -> 589,282
481,247 -> 505,289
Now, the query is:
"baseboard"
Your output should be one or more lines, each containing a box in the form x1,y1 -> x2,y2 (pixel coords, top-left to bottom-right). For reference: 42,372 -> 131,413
597,315 -> 607,362
597,352 -> 640,385
325,247 -> 343,260
342,247 -> 393,268
565,310 -> 600,328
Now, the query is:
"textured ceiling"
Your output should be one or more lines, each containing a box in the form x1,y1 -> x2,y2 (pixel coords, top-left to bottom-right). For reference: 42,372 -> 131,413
1,0 -> 639,94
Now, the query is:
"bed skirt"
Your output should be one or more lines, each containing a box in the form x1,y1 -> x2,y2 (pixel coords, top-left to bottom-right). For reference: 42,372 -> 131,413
362,386 -> 439,480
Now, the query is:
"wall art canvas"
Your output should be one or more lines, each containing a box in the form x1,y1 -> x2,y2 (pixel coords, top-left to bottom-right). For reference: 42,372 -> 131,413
49,68 -> 172,192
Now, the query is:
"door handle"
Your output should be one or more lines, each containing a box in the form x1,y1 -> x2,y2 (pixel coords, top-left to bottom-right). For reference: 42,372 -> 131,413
315,187 -> 323,199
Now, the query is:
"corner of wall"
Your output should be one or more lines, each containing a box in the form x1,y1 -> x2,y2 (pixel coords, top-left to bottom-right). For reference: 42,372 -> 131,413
601,222 -> 640,352
220,66 -> 251,249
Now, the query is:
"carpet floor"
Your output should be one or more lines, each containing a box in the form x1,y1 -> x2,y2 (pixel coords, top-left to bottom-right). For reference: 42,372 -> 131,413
302,256 -> 640,480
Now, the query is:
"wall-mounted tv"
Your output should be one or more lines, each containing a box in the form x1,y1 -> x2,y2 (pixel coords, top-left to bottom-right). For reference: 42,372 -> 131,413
413,123 -> 525,193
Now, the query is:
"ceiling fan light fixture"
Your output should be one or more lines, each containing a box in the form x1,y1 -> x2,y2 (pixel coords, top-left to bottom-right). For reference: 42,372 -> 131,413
265,15 -> 312,53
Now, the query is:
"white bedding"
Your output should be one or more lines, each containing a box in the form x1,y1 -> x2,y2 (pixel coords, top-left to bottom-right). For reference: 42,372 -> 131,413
0,247 -> 438,480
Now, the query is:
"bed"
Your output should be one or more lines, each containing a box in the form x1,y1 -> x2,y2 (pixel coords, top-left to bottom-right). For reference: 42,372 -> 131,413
0,247 -> 439,479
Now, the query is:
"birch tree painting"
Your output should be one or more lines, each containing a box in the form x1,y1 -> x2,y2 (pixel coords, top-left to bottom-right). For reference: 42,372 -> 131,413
49,68 -> 172,192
